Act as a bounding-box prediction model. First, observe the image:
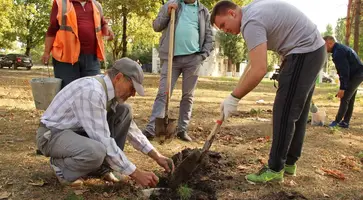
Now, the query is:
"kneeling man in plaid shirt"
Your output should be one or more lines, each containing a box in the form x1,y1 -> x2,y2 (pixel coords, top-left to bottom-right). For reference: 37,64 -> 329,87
36,58 -> 174,187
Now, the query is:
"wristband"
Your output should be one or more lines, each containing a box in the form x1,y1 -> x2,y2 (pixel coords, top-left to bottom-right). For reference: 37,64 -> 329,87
230,93 -> 241,100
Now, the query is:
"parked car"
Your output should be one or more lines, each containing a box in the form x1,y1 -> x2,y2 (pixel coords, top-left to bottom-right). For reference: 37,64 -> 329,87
0,54 -> 5,63
0,54 -> 33,70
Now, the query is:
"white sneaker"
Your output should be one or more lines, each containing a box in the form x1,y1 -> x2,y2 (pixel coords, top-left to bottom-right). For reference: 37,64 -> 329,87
102,172 -> 120,183
50,158 -> 83,187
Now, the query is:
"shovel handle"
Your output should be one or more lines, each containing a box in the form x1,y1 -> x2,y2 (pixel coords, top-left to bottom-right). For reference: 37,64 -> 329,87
202,115 -> 224,151
165,8 -> 176,118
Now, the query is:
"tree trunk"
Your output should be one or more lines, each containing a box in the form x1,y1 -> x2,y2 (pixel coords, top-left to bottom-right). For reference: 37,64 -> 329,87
25,35 -> 31,56
227,58 -> 233,72
345,0 -> 353,45
353,0 -> 361,52
25,47 -> 31,56
25,19 -> 31,56
121,8 -> 128,58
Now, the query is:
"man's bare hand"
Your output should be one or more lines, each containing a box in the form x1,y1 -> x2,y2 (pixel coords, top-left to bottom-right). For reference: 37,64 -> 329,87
168,3 -> 178,15
156,156 -> 175,174
336,90 -> 345,98
130,169 -> 159,187
107,30 -> 114,41
41,53 -> 50,65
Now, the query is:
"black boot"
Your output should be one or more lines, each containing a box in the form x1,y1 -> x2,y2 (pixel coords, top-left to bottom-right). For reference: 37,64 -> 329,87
177,131 -> 192,142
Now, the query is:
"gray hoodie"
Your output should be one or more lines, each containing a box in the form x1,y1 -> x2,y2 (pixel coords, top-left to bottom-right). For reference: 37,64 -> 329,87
152,0 -> 214,60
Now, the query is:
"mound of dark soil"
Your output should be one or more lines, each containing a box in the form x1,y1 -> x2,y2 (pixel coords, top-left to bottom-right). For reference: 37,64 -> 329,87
150,148 -> 234,200
257,191 -> 308,200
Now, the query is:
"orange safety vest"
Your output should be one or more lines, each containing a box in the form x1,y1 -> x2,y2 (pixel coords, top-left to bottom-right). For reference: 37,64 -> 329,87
52,0 -> 105,64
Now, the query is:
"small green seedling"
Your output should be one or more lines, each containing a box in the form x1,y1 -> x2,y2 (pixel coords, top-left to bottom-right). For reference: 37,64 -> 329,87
177,184 -> 193,200
250,108 -> 262,117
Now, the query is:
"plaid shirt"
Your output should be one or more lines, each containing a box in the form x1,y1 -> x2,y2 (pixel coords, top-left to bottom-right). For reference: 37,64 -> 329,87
41,75 -> 154,175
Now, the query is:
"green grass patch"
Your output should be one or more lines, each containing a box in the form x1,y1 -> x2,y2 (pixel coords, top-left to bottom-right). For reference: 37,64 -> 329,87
64,193 -> 84,200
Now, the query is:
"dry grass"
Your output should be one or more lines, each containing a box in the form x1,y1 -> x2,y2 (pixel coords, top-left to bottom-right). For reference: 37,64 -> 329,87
0,68 -> 362,200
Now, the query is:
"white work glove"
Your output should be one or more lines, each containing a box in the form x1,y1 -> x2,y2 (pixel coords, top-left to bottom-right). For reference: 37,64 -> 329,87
220,94 -> 240,120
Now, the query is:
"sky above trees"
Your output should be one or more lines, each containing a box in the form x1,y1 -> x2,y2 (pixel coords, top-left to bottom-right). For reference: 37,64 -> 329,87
283,0 -> 347,32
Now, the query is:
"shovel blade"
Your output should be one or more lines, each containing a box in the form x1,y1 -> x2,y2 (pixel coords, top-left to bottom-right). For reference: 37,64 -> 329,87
169,148 -> 202,189
155,117 -> 177,144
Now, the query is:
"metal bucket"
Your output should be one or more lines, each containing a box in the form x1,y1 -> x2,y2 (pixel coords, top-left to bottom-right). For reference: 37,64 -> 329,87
30,78 -> 62,110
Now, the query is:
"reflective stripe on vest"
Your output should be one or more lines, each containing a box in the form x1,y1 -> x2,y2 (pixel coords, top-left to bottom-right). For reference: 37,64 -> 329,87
61,0 -> 67,26
53,0 -> 105,63
60,0 -> 101,33
92,0 -> 103,33
60,0 -> 73,33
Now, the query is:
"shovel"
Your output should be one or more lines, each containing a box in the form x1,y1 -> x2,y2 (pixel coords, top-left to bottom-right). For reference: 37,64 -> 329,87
168,62 -> 253,188
155,8 -> 177,144
168,115 -> 224,189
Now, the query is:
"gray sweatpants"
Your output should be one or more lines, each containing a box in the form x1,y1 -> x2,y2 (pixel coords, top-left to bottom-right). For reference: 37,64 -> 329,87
36,104 -> 132,181
269,45 -> 327,172
145,53 -> 203,135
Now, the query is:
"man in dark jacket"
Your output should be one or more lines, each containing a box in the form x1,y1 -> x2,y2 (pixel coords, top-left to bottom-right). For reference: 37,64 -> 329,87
143,0 -> 214,142
324,36 -> 363,128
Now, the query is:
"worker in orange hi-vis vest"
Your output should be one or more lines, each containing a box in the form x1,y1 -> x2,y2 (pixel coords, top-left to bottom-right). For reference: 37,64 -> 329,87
42,0 -> 114,88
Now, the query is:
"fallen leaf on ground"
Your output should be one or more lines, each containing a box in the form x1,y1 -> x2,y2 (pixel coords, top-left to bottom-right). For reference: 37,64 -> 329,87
73,189 -> 88,195
285,180 -> 298,187
103,192 -> 112,198
341,156 -> 361,171
323,192 -> 330,198
0,191 -> 11,199
257,158 -> 267,165
256,136 -> 270,143
321,168 -> 345,180
237,165 -> 248,171
28,179 -> 45,186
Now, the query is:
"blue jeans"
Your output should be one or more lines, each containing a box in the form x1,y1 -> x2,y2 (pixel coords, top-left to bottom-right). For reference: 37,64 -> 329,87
53,54 -> 101,88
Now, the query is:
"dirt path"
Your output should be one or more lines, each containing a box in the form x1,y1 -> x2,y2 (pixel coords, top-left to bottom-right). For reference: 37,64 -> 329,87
0,69 -> 362,200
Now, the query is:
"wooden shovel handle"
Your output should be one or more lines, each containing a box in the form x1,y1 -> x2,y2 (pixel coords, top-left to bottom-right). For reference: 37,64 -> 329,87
202,115 -> 224,151
165,9 -> 176,118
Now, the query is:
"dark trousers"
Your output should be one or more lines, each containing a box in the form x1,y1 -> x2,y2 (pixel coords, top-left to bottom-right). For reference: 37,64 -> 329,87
335,74 -> 363,124
268,46 -> 326,172
53,54 -> 101,88
36,104 -> 131,181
